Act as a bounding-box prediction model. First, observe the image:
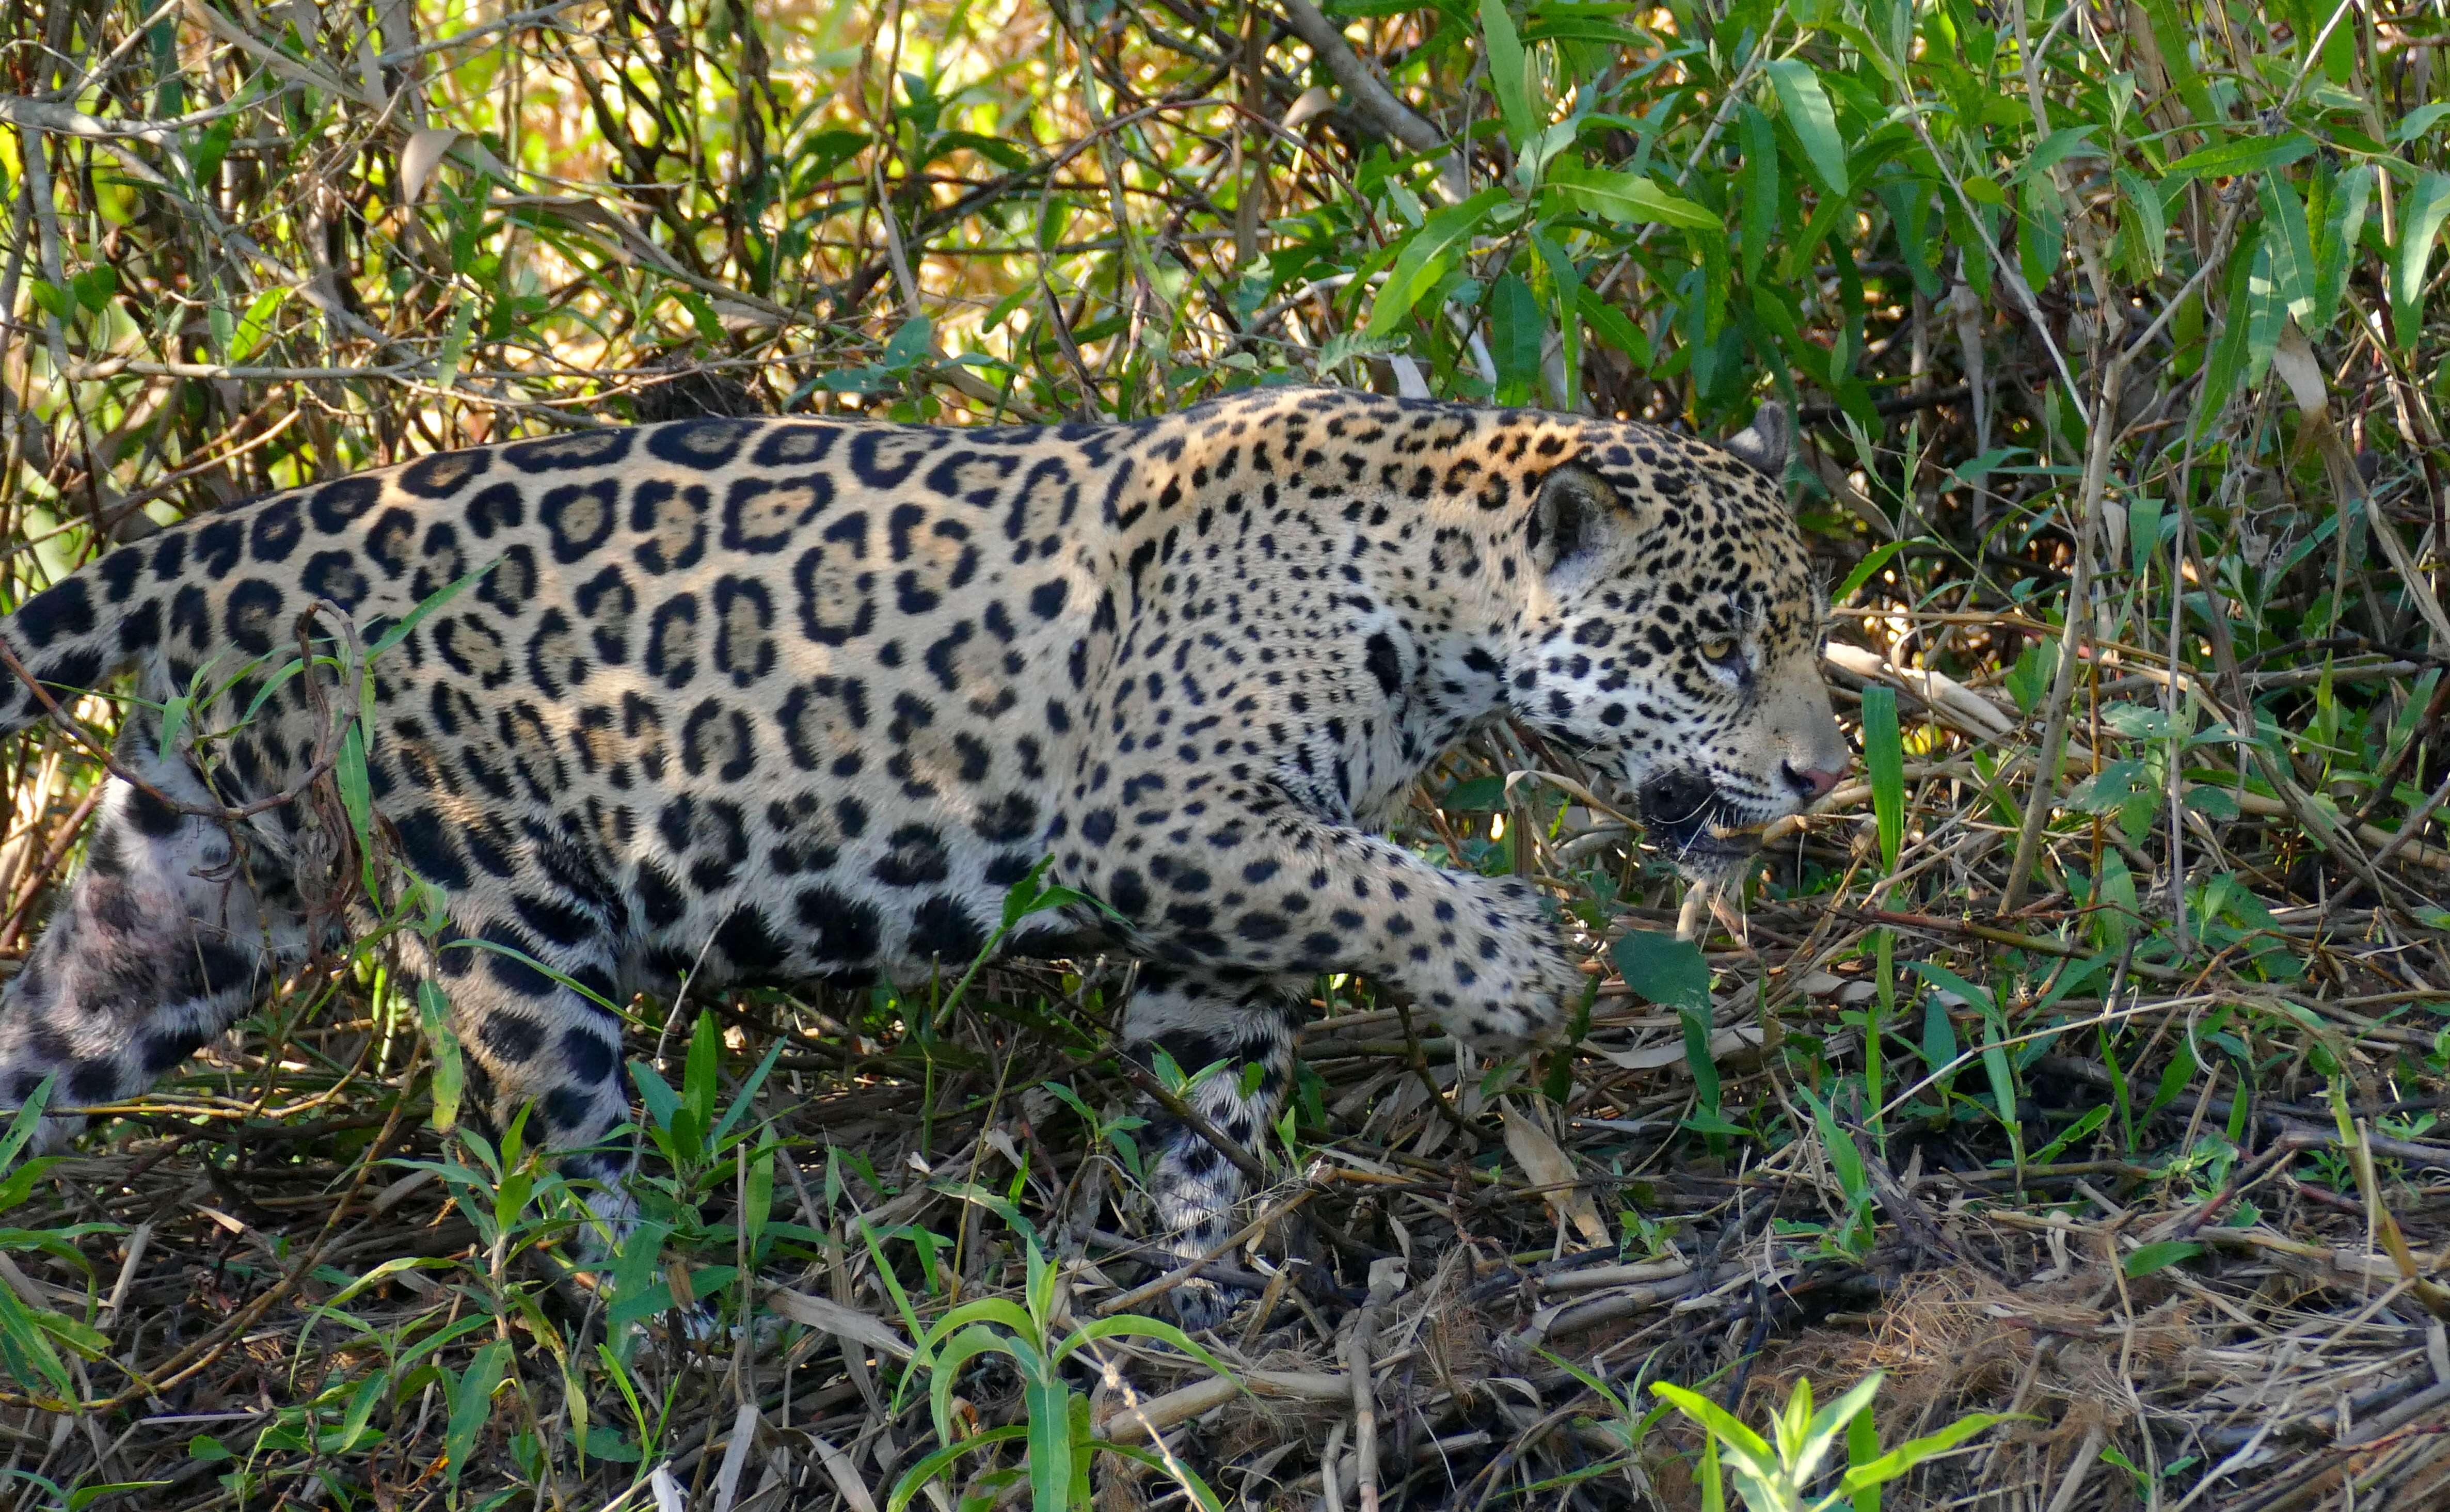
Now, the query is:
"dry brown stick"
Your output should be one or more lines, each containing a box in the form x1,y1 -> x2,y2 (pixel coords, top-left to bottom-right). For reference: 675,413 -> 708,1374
1344,1256 -> 1402,1512
1270,0 -> 1463,199
1113,1054 -> 1270,1186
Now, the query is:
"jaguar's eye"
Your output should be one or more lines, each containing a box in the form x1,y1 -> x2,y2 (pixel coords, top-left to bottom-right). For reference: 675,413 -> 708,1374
1698,636 -> 1738,663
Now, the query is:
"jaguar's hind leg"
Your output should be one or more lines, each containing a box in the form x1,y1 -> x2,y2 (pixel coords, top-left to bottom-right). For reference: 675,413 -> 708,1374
0,752 -> 304,1151
417,898 -> 634,1243
1120,967 -> 1310,1331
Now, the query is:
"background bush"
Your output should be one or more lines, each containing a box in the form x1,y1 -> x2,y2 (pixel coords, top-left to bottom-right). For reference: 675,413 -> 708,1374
2,0 -> 2450,1506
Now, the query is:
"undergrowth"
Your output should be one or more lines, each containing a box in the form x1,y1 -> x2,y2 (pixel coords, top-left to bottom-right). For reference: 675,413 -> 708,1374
1,0 -> 2449,1506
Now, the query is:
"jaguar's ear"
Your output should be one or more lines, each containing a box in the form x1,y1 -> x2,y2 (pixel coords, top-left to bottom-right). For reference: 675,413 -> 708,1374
1528,464 -> 1626,575
1723,400 -> 1791,480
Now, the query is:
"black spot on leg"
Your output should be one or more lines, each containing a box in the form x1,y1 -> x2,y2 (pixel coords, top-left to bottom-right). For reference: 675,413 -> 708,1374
560,1026 -> 617,1086
140,1031 -> 202,1074
908,894 -> 988,962
479,1013 -> 548,1063
794,886 -> 882,963
124,786 -> 184,838
67,1060 -> 119,1102
542,1085 -> 597,1135
714,905 -> 789,975
871,825 -> 950,886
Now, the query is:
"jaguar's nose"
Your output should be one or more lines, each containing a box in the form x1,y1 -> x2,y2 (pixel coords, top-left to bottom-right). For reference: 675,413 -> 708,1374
1781,760 -> 1845,803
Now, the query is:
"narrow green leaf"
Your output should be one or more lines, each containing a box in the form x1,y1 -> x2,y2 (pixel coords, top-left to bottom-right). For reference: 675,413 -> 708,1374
2258,173 -> 2315,321
2162,132 -> 2314,185
2392,171 -> 2450,352
416,981 -> 463,1132
1546,163 -> 1718,231
433,296 -> 475,390
227,287 -> 287,363
1861,683 -> 1903,870
2012,125 -> 2102,184
1364,187 -> 1509,336
1841,1412 -> 2016,1490
1479,0 -> 1536,149
1833,540 -> 1908,607
1848,1405 -> 1883,1512
1739,103 -> 1778,283
2192,235 -> 2258,437
2245,236 -> 2282,383
2310,163 -> 2373,334
1649,1382 -> 1781,1485
1027,1377 -> 1075,1511
1489,274 -> 1542,402
444,1340 -> 511,1486
1767,59 -> 1847,196
2123,1239 -> 2202,1278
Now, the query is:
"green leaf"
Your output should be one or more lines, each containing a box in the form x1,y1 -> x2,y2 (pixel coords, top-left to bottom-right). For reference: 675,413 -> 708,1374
2122,1239 -> 2202,1278
1480,0 -> 1536,149
67,1484 -> 171,1510
1026,1376 -> 1076,1511
2245,236 -> 2282,383
1489,274 -> 1543,403
1442,775 -> 1506,809
2258,174 -> 2315,321
1848,1405 -> 1882,1512
2391,171 -> 2450,352
1364,187 -> 1509,336
2394,103 -> 2450,143
434,296 -> 475,390
1861,683 -> 1903,870
2193,234 -> 2258,437
1766,59 -> 1847,196
1649,1382 -> 1781,1486
416,981 -> 463,1132
2162,132 -> 2314,186
1840,1412 -> 2016,1491
676,289 -> 725,344
70,267 -> 119,314
335,722 -> 374,842
1546,163 -> 1718,231
881,315 -> 935,371
885,1427 -> 1026,1512
2309,163 -> 2372,333
444,1340 -> 511,1486
227,287 -> 287,363
1833,540 -> 1908,607
1739,103 -> 1778,283
1610,929 -> 1710,1012
369,555 -> 501,661
2012,125 -> 2103,183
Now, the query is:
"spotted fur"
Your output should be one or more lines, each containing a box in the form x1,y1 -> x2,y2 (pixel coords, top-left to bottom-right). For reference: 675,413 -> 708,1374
0,389 -> 1846,1327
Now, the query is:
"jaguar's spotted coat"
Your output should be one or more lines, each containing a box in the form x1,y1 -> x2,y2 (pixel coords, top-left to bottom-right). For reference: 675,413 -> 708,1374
0,388 -> 1846,1326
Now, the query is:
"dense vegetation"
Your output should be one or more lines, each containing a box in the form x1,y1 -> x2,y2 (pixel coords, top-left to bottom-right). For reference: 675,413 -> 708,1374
1,0 -> 2449,1505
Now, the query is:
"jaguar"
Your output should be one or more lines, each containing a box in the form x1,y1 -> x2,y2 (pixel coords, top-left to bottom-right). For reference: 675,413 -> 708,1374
0,386 -> 1847,1325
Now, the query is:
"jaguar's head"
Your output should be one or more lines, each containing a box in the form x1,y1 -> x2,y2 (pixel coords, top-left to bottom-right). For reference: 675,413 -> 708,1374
1503,405 -> 1850,878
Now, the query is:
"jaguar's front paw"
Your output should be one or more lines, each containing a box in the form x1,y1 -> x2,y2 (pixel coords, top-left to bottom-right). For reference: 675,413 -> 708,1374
1414,876 -> 1583,1050
1168,1276 -> 1236,1332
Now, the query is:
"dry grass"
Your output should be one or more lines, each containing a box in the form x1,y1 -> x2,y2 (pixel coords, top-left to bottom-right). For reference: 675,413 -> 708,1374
5,0 -> 2450,1505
